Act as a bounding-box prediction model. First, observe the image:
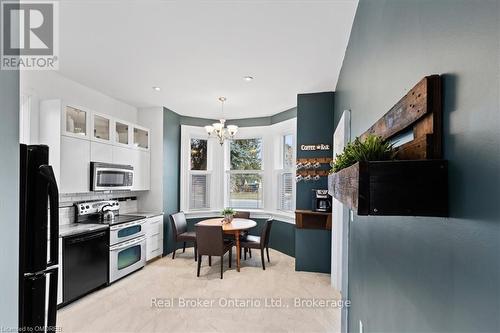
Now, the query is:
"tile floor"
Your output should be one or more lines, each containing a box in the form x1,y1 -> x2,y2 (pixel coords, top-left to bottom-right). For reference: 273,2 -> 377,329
58,248 -> 340,333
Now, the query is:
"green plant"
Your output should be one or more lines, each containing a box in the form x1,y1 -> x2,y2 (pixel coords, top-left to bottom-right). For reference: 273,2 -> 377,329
330,135 -> 396,173
221,208 -> 235,216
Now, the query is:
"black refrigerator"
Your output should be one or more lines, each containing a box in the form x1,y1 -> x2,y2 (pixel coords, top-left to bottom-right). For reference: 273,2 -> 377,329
19,144 -> 59,331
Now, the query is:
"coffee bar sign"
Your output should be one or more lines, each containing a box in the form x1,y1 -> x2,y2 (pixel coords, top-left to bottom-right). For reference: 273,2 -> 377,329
300,143 -> 331,151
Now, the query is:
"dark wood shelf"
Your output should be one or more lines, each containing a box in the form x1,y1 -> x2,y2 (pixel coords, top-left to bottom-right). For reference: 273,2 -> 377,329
295,210 -> 332,230
330,160 -> 448,216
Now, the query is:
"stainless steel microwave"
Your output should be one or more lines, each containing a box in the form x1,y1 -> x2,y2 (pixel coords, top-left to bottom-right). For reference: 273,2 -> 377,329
90,162 -> 133,191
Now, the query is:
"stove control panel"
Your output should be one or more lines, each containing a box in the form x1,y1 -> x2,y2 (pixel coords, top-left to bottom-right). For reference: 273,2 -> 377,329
76,200 -> 120,216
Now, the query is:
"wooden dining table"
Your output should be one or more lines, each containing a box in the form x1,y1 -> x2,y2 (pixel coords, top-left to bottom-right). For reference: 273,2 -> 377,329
196,218 -> 257,272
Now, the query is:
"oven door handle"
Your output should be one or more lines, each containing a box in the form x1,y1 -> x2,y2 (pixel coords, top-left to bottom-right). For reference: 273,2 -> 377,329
110,219 -> 146,231
110,236 -> 145,251
95,167 -> 134,173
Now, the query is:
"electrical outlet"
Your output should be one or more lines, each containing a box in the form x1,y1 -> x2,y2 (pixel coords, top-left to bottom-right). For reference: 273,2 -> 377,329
359,320 -> 363,333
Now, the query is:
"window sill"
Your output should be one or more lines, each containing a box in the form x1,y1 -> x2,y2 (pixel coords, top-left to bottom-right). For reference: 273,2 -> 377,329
183,209 -> 295,224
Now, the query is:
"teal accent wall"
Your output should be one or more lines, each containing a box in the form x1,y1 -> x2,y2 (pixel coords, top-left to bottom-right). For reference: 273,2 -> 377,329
295,92 -> 334,273
334,0 -> 500,332
296,93 -> 334,209
271,107 -> 297,124
179,107 -> 297,128
295,229 -> 331,272
162,107 -> 181,254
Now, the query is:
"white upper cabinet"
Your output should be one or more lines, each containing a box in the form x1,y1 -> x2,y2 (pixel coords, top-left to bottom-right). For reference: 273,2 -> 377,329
40,99 -> 151,193
114,120 -> 131,146
60,136 -> 91,193
133,125 -> 150,150
62,105 -> 90,139
91,141 -> 113,164
113,147 -> 150,191
91,113 -> 112,143
112,145 -> 131,165
133,150 -> 150,191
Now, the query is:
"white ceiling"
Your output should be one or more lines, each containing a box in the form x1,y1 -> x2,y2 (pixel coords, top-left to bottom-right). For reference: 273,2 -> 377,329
58,0 -> 358,119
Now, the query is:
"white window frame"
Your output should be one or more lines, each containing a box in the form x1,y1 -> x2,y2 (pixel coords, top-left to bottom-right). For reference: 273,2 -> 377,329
225,135 -> 265,210
277,133 -> 296,213
180,125 -> 222,212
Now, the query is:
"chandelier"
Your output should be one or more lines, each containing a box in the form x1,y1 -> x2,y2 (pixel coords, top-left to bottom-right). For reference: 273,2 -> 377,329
204,97 -> 238,145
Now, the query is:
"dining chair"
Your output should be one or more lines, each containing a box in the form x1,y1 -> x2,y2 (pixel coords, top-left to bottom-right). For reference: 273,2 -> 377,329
240,218 -> 274,270
170,212 -> 197,261
234,211 -> 250,219
195,225 -> 233,279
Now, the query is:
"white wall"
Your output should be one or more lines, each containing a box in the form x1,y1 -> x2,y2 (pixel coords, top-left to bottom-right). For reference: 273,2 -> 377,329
0,68 -> 20,327
20,71 -> 138,144
137,107 -> 164,212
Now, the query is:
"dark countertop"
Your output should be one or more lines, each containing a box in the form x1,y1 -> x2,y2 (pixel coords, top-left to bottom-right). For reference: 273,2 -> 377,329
59,223 -> 109,237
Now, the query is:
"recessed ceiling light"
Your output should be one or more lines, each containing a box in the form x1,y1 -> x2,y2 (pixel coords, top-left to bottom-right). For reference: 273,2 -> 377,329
152,86 -> 161,91
243,76 -> 254,82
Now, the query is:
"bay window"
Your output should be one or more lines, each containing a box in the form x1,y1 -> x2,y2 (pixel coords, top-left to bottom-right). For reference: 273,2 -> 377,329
189,138 -> 210,210
228,138 -> 263,209
180,118 -> 296,221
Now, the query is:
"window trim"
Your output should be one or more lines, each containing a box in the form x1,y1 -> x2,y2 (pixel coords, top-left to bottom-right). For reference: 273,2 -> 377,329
276,132 -> 296,213
188,138 -> 211,211
180,125 -> 222,212
225,136 -> 265,210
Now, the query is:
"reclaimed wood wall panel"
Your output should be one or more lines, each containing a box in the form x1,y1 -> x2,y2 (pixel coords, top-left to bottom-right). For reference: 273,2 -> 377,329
331,75 -> 448,216
360,75 -> 443,160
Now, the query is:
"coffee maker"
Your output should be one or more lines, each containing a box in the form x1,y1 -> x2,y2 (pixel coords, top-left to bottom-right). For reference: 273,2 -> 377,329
312,189 -> 332,212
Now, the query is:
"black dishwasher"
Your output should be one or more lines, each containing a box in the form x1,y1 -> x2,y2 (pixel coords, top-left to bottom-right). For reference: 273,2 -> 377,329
63,229 -> 109,304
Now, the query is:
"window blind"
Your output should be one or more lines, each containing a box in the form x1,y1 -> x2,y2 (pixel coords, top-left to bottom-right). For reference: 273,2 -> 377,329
279,172 -> 293,211
190,174 -> 209,209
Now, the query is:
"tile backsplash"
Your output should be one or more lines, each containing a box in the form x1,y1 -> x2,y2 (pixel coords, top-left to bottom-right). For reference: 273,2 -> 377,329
59,191 -> 142,225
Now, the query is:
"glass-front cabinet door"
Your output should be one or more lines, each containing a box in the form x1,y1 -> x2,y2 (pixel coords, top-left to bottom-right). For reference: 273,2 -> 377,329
115,121 -> 130,145
64,106 -> 88,137
133,126 -> 149,150
92,113 -> 111,142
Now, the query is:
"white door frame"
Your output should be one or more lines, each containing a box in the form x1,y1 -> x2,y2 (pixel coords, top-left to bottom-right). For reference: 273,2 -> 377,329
331,110 -> 351,333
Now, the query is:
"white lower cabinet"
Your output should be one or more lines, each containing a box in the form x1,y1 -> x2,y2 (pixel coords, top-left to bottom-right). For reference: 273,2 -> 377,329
58,237 -> 63,305
146,215 -> 164,261
60,136 -> 91,193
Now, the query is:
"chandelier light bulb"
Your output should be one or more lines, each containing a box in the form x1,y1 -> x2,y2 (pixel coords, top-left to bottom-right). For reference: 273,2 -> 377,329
227,125 -> 238,136
204,125 -> 214,134
205,97 -> 239,145
213,122 -> 223,131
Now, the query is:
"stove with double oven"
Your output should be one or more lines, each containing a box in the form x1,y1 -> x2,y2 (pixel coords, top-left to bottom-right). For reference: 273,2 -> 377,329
75,200 -> 147,283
